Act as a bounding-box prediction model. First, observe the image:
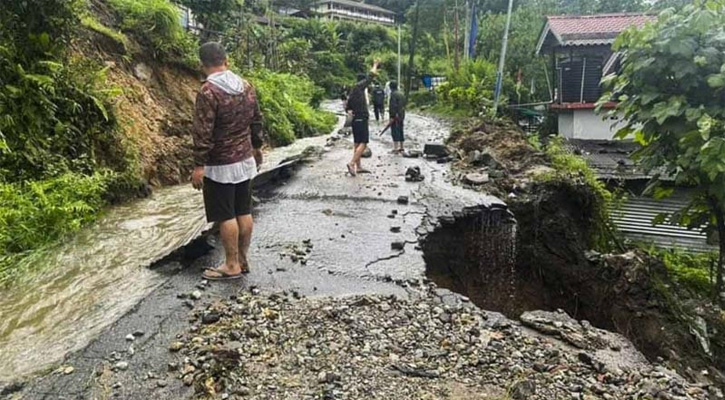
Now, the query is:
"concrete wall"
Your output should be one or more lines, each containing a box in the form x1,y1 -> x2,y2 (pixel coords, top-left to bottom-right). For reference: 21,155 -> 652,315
558,109 -> 626,140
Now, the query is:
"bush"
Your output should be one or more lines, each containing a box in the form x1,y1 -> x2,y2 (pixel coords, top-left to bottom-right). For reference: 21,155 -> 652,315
107,0 -> 197,62
248,69 -> 336,146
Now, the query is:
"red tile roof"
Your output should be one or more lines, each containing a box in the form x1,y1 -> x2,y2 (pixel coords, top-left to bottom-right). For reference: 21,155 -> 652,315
536,13 -> 656,53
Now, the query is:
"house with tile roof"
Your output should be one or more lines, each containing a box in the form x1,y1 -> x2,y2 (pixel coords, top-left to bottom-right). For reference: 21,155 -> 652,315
536,13 -> 655,140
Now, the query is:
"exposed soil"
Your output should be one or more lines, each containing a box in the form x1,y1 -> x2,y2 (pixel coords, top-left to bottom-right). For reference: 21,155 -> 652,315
76,1 -> 202,187
425,117 -> 725,390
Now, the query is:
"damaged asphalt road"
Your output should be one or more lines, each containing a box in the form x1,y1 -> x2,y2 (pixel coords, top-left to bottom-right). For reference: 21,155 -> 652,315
13,111 -> 487,400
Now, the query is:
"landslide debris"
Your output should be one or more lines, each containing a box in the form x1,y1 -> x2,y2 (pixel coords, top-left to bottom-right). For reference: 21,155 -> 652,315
167,288 -> 712,399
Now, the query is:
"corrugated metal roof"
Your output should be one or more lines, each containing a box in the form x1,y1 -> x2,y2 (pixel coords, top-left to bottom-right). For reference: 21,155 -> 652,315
612,195 -> 715,253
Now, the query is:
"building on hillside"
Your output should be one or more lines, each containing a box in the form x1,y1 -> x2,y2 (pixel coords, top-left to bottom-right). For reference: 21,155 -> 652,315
536,13 -> 715,252
535,13 -> 655,140
311,0 -> 396,25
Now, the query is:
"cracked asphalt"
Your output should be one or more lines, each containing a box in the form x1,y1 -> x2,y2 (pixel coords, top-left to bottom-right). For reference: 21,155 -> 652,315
11,109 -> 503,400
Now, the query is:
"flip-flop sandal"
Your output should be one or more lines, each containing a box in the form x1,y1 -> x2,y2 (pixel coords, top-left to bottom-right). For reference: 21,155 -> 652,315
357,168 -> 372,174
347,164 -> 357,177
203,268 -> 244,281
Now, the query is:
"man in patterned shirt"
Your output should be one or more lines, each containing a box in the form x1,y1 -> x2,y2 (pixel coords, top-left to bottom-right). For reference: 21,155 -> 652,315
191,42 -> 264,281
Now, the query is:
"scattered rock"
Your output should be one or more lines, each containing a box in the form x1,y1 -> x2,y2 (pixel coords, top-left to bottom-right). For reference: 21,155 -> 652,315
114,361 -> 129,371
390,226 -> 401,233
156,380 -> 168,388
202,312 -> 221,325
512,379 -> 536,399
190,291 -> 202,300
391,241 -> 405,251
133,63 -> 153,81
423,143 -> 448,157
362,147 -> 372,158
464,172 -> 490,185
125,334 -> 135,342
169,342 -> 184,352
62,366 -> 74,375
397,195 -> 409,205
405,166 -> 424,182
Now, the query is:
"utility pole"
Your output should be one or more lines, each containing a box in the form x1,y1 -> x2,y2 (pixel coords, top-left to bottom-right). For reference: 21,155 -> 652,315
397,23 -> 401,85
453,0 -> 460,71
463,0 -> 470,61
405,0 -> 421,97
493,0 -> 514,112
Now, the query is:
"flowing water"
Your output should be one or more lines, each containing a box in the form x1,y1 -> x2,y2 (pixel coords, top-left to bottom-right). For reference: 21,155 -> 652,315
0,133 -> 332,382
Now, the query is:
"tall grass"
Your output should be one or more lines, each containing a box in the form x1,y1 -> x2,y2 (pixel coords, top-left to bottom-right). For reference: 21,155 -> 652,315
107,0 -> 197,62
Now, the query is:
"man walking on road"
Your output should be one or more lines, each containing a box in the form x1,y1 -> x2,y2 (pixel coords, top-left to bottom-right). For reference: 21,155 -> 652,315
345,60 -> 380,176
191,42 -> 264,281
371,83 -> 386,123
388,81 -> 407,153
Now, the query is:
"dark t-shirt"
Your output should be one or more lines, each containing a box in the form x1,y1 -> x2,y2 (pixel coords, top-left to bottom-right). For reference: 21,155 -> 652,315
371,88 -> 385,106
346,74 -> 375,119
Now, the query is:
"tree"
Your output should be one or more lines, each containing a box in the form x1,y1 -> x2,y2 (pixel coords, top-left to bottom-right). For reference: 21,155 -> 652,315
600,0 -> 725,301
178,0 -> 244,36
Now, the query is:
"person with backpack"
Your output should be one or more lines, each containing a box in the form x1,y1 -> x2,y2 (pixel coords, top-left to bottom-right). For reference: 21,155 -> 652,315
345,60 -> 380,176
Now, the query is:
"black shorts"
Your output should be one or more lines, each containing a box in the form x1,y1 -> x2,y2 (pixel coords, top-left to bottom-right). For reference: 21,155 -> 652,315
202,177 -> 253,223
352,118 -> 369,144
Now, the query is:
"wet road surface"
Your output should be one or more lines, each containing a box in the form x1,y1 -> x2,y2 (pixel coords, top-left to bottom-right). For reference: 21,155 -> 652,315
13,107 -> 499,399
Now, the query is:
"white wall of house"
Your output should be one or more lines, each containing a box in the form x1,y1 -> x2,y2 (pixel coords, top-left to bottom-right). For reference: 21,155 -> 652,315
558,109 -> 626,140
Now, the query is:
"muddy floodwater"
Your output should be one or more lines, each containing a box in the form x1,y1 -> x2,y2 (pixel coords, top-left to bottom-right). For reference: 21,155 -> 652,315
0,132 -> 332,382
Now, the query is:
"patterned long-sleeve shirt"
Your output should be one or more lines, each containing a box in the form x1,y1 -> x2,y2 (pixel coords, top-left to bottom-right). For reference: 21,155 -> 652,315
192,80 -> 263,167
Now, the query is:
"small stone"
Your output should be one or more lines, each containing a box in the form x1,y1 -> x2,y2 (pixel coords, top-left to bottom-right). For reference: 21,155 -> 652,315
397,196 -> 409,205
190,291 -> 202,300
63,366 -> 74,375
156,380 -> 167,388
132,330 -> 145,337
182,374 -> 194,386
390,226 -> 401,233
512,380 -> 536,399
391,241 -> 405,251
169,342 -> 184,352
125,334 -> 135,342
112,382 -> 122,389
202,313 -> 221,325
114,361 -> 129,371
168,362 -> 179,372
464,172 -> 490,185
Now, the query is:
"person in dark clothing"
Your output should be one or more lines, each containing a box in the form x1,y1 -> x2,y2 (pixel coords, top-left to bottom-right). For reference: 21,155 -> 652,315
388,80 -> 407,153
345,60 -> 380,176
371,83 -> 386,122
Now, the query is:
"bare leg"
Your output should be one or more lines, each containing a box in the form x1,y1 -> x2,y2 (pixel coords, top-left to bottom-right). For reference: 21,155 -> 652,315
348,143 -> 362,175
237,214 -> 253,272
353,143 -> 367,169
203,218 -> 242,278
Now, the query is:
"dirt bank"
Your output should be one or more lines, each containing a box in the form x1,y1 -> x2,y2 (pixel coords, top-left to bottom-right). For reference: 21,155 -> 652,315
77,4 -> 201,188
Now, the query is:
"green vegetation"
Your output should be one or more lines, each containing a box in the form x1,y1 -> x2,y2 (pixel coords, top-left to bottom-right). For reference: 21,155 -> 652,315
248,69 -> 336,146
601,0 -> 725,300
0,0 -> 334,283
107,0 -> 198,63
0,173 -> 112,283
81,16 -> 130,51
645,247 -> 717,295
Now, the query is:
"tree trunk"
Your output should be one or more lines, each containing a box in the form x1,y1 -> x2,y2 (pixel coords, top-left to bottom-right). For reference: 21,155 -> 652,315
454,0 -> 460,71
405,0 -> 421,97
715,206 -> 725,305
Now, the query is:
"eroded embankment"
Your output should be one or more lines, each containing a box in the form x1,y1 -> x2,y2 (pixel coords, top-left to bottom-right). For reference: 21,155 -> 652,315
420,117 -> 725,389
